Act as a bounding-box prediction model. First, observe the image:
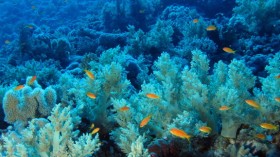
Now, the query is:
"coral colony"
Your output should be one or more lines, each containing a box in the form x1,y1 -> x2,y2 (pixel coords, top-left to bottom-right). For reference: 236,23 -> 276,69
0,0 -> 280,156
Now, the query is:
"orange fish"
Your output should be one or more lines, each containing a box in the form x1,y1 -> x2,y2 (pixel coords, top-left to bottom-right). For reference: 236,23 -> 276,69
28,76 -> 37,85
170,128 -> 191,142
275,97 -> 280,102
146,93 -> 159,99
87,92 -> 96,99
256,134 -> 266,140
275,74 -> 280,79
4,40 -> 10,44
260,123 -> 278,130
91,128 -> 100,135
119,106 -> 129,111
223,47 -> 235,54
84,70 -> 94,80
14,85 -> 24,90
245,100 -> 261,109
206,25 -> 216,31
140,115 -> 152,127
193,18 -> 199,23
199,126 -> 212,134
219,106 -> 231,111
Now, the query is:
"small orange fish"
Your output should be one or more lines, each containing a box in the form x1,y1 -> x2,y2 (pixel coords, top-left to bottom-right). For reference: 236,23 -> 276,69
223,47 -> 235,54
256,134 -> 266,140
193,18 -> 199,23
146,93 -> 159,99
206,25 -> 217,31
14,85 -> 24,90
245,100 -> 261,109
275,74 -> 280,79
219,106 -> 231,111
199,126 -> 212,134
28,76 -> 37,85
91,128 -> 100,135
119,106 -> 129,111
84,70 -> 94,80
4,40 -> 10,44
170,128 -> 191,142
140,115 -> 152,127
275,97 -> 280,102
260,123 -> 278,130
87,92 -> 96,99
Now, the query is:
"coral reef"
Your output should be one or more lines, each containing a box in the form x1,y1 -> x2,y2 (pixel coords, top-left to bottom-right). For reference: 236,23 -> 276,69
0,0 -> 280,156
0,59 -> 61,86
3,80 -> 57,125
0,104 -> 100,156
232,0 -> 280,35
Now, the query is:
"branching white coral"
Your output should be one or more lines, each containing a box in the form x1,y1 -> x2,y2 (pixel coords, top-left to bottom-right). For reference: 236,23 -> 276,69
212,59 -> 258,138
190,49 -> 210,84
0,104 -> 100,157
111,98 -> 134,127
110,123 -> 141,154
167,111 -> 206,138
128,135 -> 149,157
253,52 -> 280,122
